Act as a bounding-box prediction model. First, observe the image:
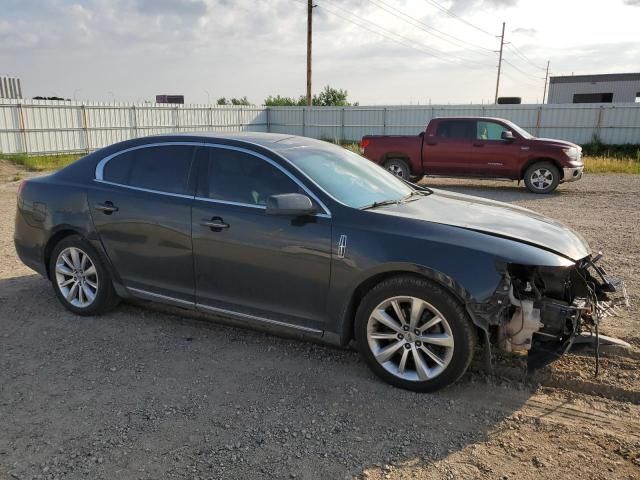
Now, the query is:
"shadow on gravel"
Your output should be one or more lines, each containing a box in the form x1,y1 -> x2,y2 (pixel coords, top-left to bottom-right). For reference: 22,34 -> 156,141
423,179 -> 571,204
0,274 -> 533,480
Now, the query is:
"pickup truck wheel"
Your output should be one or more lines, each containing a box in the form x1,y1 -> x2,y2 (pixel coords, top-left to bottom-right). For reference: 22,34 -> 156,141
383,159 -> 411,179
355,276 -> 476,393
524,162 -> 560,194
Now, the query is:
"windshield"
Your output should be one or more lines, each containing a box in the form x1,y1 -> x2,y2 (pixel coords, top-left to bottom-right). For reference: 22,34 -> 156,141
279,144 -> 415,209
503,119 -> 534,139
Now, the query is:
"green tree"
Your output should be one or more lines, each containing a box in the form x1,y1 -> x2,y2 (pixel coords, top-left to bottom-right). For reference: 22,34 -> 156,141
314,85 -> 351,106
264,85 -> 357,107
217,96 -> 252,106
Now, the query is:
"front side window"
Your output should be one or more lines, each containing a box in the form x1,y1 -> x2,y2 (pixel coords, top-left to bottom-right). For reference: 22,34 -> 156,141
102,145 -> 196,195
435,120 -> 475,139
280,143 -> 414,209
476,121 -> 509,141
204,148 -> 303,206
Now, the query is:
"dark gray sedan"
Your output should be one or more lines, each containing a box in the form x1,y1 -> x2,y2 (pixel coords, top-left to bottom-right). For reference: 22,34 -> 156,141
14,133 -> 626,392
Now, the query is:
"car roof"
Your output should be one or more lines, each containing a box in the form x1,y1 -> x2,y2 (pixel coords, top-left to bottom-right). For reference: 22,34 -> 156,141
164,131 -> 329,151
431,116 -> 510,122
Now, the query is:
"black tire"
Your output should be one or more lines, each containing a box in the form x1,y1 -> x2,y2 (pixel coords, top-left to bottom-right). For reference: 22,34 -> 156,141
354,276 -> 476,393
383,158 -> 411,180
523,161 -> 560,194
49,234 -> 120,316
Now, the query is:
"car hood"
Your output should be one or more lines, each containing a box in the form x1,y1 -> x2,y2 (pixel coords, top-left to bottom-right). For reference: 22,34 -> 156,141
374,189 -> 590,261
529,137 -> 581,150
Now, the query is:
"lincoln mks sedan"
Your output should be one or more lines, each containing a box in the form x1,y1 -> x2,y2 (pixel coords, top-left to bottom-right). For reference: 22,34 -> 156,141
14,133 -> 626,392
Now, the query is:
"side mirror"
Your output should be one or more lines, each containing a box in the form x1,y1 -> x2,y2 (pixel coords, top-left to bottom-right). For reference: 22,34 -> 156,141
265,193 -> 316,216
501,130 -> 515,141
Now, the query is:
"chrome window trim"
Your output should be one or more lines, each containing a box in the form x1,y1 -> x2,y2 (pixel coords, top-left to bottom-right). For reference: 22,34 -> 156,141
126,287 -> 322,334
93,179 -> 195,199
94,141 -> 332,218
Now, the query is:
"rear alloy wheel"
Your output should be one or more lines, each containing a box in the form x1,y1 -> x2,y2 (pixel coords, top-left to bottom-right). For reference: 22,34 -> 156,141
50,235 -> 119,315
383,159 -> 411,179
524,162 -> 560,194
355,276 -> 476,392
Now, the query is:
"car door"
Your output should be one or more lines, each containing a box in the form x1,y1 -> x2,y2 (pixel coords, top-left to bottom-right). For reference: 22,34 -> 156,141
471,120 -> 523,177
422,119 -> 475,176
191,145 -> 332,332
88,143 -> 197,303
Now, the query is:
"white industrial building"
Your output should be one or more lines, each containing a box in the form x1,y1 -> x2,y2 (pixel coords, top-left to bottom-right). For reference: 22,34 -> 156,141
547,72 -> 640,104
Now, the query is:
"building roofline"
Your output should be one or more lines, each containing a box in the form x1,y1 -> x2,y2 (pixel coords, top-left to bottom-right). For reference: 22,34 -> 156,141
549,72 -> 640,84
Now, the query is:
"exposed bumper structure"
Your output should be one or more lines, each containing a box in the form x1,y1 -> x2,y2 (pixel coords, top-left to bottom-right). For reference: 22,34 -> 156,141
562,166 -> 584,183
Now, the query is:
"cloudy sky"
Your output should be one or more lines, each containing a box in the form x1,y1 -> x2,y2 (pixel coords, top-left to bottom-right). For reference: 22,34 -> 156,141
1,0 -> 639,105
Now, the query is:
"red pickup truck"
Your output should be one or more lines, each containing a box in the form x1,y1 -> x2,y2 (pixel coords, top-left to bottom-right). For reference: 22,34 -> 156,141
360,117 -> 584,193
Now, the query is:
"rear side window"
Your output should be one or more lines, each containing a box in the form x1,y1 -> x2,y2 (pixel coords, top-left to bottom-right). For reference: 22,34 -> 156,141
102,145 -> 196,195
203,148 -> 303,206
435,120 -> 475,139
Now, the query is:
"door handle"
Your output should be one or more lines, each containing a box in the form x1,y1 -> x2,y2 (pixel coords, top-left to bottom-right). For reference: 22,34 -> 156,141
95,201 -> 118,214
472,142 -> 484,147
200,217 -> 230,230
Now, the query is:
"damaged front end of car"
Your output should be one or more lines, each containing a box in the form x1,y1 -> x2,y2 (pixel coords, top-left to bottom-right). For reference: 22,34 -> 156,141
468,253 -> 629,369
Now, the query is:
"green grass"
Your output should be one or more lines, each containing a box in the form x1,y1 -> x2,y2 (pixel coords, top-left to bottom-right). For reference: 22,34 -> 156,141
0,152 -> 83,171
582,156 -> 640,174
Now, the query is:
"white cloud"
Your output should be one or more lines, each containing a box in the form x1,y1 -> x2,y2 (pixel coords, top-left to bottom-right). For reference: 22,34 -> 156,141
0,0 -> 638,104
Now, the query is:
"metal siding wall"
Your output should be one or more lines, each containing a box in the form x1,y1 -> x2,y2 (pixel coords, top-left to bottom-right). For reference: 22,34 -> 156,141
2,101 -> 640,155
549,79 -> 640,103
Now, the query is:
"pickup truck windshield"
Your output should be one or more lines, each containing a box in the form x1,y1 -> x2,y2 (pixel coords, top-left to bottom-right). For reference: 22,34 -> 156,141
280,145 -> 414,209
504,120 -> 534,139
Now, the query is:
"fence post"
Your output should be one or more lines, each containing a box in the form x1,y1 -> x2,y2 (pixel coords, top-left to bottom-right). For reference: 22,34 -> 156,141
16,103 -> 29,154
536,105 -> 542,137
266,107 -> 271,133
131,105 -> 138,139
208,106 -> 213,131
238,106 -> 243,132
383,107 -> 387,135
175,106 -> 180,133
595,105 -> 604,142
302,107 -> 306,137
81,104 -> 90,152
340,107 -> 345,143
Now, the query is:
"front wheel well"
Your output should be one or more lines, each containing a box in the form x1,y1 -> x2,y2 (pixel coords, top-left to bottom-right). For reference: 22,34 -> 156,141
340,271 -> 472,346
520,158 -> 563,180
44,229 -> 83,279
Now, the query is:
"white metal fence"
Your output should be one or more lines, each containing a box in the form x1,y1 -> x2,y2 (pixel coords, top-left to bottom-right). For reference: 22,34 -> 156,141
1,100 -> 639,155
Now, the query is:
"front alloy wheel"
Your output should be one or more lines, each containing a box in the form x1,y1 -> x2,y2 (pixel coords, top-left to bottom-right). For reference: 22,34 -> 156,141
524,162 -> 560,194
355,276 -> 476,392
367,296 -> 454,382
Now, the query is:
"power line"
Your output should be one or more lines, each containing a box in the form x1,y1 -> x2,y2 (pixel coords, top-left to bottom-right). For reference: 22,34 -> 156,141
318,1 -> 494,69
506,43 -> 546,71
369,0 -> 495,55
502,59 -> 543,81
422,0 -> 495,37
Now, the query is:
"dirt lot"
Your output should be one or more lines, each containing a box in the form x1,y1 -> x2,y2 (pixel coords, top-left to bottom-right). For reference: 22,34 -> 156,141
1,162 -> 639,479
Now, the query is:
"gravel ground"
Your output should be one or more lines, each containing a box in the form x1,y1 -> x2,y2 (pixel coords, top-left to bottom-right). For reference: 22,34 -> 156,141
1,164 -> 639,479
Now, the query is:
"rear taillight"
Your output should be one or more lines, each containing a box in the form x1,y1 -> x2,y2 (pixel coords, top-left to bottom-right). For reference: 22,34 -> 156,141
359,138 -> 370,154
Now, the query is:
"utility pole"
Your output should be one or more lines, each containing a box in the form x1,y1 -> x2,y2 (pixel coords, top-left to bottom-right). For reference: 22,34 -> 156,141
494,21 -> 506,104
542,60 -> 550,104
306,0 -> 313,106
